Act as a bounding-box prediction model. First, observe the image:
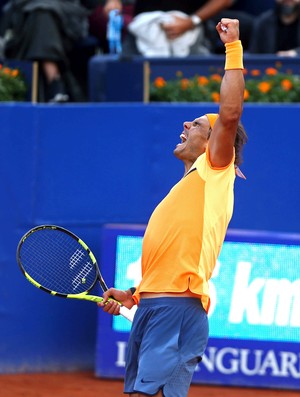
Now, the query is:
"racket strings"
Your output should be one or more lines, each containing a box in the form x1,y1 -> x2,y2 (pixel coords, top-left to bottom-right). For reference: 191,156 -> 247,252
19,229 -> 97,294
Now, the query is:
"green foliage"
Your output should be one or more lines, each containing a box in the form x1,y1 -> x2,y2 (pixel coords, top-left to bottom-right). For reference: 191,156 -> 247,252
0,65 -> 27,101
150,64 -> 300,103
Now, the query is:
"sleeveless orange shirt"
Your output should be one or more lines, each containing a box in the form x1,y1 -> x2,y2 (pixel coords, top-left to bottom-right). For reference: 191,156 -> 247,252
133,148 -> 235,312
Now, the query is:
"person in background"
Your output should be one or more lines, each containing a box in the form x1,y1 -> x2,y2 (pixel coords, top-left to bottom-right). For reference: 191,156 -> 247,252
99,18 -> 247,397
124,0 -> 237,56
249,0 -> 300,56
89,0 -> 134,54
0,0 -> 100,103
209,0 -> 255,52
93,0 -> 254,56
229,0 -> 274,17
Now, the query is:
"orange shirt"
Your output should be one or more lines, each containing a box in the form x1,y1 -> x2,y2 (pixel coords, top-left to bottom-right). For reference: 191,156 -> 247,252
133,148 -> 235,312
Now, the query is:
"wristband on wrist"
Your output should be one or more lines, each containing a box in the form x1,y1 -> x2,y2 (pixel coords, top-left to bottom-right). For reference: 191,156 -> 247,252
224,40 -> 244,70
129,287 -> 136,295
190,14 -> 202,26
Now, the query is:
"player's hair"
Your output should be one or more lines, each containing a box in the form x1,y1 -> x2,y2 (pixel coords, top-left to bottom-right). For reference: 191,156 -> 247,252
207,121 -> 248,166
234,122 -> 248,166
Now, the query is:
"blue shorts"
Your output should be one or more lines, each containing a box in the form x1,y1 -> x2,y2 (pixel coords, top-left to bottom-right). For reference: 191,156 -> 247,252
124,297 -> 208,397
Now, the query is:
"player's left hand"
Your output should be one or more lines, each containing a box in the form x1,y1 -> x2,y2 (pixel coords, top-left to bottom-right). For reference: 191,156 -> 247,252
216,18 -> 240,44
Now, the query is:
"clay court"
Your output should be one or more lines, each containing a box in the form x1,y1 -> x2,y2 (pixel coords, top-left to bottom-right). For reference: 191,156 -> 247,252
1,371 -> 299,397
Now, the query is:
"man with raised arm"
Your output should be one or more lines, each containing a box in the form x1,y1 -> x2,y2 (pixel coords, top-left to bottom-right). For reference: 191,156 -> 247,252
99,18 -> 248,397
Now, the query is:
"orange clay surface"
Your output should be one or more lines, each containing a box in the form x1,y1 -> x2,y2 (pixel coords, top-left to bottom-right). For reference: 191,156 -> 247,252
0,371 -> 299,397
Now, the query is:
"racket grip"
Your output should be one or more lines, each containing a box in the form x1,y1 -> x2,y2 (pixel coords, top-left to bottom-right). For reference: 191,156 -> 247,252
119,305 -> 134,322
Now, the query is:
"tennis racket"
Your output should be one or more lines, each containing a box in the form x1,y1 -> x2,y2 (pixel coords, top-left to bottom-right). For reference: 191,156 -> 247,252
16,224 -> 134,322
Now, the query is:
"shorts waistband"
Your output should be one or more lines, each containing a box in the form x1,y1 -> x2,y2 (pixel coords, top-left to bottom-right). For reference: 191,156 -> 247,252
139,297 -> 202,308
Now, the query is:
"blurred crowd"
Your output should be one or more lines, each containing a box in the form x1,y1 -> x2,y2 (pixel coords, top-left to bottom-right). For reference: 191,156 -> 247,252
0,0 -> 299,103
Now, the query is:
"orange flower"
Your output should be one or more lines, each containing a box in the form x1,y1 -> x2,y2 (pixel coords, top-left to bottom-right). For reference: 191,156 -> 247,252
251,69 -> 261,77
180,78 -> 190,90
197,76 -> 209,86
154,77 -> 166,88
151,65 -> 300,103
211,92 -> 220,103
210,74 -> 222,82
258,81 -> 272,93
3,67 -> 11,75
281,79 -> 293,91
11,69 -> 19,77
176,70 -> 183,78
265,67 -> 277,76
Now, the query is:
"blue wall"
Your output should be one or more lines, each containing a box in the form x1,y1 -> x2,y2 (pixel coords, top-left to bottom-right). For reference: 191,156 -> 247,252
1,103 -> 299,373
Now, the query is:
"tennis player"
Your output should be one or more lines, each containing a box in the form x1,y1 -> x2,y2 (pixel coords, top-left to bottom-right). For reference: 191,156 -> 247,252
99,17 -> 248,397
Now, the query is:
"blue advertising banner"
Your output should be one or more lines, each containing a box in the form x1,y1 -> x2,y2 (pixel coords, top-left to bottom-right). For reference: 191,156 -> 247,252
95,225 -> 300,390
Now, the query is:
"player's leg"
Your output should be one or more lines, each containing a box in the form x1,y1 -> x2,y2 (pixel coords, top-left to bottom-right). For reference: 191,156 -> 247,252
124,297 -> 208,397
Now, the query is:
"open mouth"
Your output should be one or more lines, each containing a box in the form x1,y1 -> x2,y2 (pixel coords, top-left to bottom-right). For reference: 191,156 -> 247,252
180,133 -> 187,144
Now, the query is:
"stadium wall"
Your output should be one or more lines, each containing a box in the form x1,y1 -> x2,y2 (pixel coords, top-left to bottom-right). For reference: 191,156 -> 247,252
0,103 -> 299,373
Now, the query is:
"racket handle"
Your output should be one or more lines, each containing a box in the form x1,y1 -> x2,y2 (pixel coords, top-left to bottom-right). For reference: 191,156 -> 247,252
119,305 -> 134,322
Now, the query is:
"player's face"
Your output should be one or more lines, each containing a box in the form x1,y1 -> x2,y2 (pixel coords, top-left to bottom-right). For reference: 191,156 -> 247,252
174,115 -> 210,163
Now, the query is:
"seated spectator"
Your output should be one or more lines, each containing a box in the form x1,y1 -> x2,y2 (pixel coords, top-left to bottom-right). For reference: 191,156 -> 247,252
89,0 -> 134,54
209,0 -> 255,52
249,0 -> 300,56
0,0 -> 100,103
122,0 -> 235,57
98,0 -> 254,57
230,0 -> 273,16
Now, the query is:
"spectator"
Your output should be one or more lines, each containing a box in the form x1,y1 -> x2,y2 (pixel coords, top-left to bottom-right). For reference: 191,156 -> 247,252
230,0 -> 274,16
97,0 -> 254,57
89,0 -> 134,54
210,0 -> 255,52
249,0 -> 300,56
124,0 -> 234,56
0,0 -> 100,103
